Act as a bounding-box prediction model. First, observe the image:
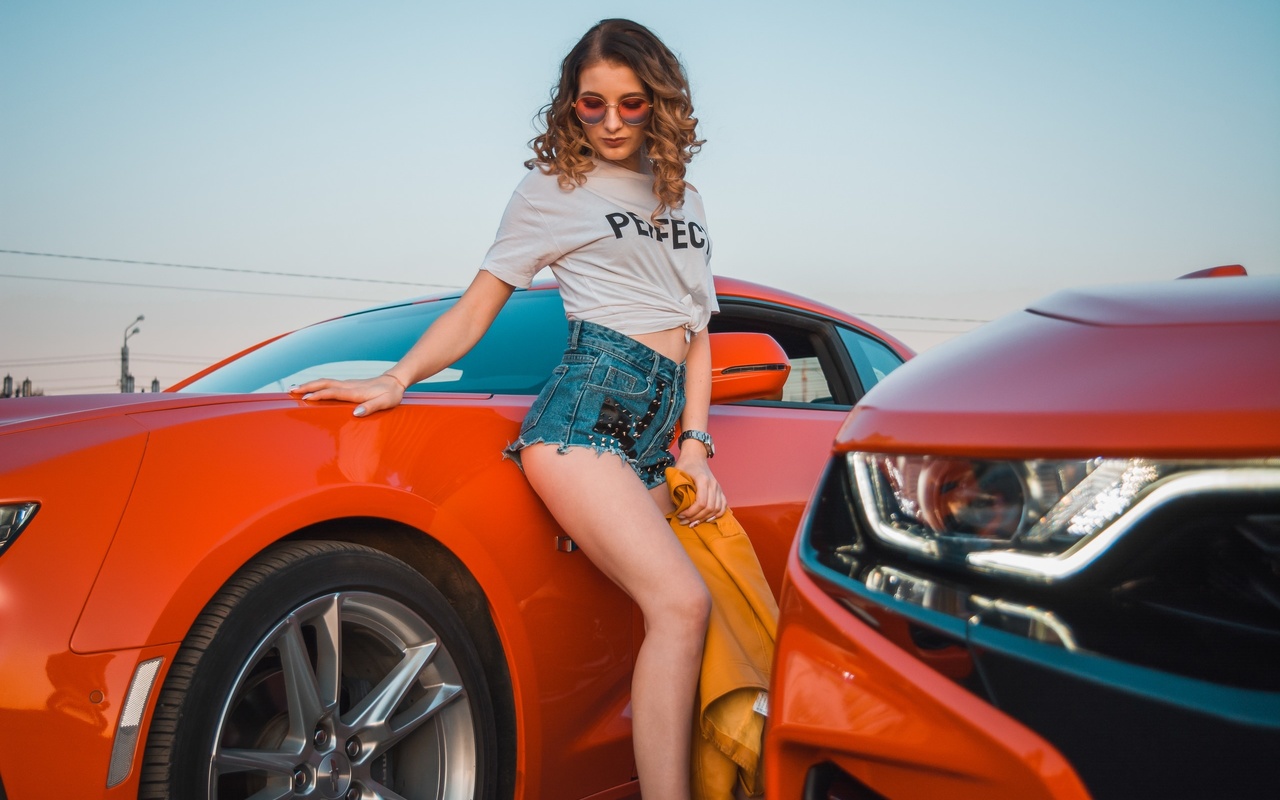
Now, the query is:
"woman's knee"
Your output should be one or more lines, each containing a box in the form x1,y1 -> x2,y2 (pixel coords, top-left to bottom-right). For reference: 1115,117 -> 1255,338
690,580 -> 712,627
651,576 -> 711,637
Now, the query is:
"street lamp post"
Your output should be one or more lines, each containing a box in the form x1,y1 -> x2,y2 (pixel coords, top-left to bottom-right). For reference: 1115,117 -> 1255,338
121,315 -> 144,393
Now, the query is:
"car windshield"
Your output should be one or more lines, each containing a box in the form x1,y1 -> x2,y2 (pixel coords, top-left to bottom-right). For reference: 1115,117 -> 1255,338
179,290 -> 568,395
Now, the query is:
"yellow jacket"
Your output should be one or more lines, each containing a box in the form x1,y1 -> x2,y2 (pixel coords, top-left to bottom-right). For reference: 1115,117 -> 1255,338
666,468 -> 778,800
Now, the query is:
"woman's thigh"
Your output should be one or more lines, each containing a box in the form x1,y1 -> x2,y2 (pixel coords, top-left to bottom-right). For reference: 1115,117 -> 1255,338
521,443 -> 703,614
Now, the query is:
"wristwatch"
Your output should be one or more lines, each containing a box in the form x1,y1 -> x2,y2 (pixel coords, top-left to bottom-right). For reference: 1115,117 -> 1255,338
678,429 -> 715,458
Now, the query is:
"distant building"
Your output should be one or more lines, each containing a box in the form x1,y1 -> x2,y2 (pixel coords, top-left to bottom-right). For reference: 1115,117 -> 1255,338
2,375 -> 41,397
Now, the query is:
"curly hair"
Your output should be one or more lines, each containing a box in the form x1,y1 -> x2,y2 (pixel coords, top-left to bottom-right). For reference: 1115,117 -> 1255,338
526,19 -> 705,221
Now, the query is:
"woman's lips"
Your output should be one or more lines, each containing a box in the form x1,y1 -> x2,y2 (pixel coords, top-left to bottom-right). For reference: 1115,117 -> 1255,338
601,138 -> 627,147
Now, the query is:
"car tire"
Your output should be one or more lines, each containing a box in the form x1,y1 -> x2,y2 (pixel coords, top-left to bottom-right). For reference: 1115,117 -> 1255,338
139,540 -> 498,800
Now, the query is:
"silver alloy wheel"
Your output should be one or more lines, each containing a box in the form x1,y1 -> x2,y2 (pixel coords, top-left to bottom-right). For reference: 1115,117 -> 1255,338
208,591 -> 478,800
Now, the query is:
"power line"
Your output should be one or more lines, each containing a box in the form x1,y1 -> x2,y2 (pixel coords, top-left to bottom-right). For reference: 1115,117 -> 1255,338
1,249 -> 990,322
0,249 -> 459,289
133,358 -> 215,366
37,384 -> 124,393
0,272 -> 388,302
0,352 -> 220,365
23,375 -> 121,385
2,358 -> 212,371
2,353 -> 116,362
1,357 -> 116,367
1,249 -> 989,324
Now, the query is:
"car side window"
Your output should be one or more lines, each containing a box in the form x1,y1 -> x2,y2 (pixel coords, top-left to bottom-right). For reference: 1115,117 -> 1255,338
838,326 -> 906,394
781,355 -> 834,404
180,290 -> 567,395
710,303 -> 851,407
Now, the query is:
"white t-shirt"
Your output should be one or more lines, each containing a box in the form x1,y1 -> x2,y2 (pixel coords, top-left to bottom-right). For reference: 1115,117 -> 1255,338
481,159 -> 718,335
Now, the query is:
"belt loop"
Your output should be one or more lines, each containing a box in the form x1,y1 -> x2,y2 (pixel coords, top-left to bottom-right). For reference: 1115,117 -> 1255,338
568,319 -> 581,350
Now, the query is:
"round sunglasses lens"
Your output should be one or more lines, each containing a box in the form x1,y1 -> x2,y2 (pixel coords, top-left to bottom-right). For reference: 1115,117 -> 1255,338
619,99 -> 650,125
575,98 -> 607,125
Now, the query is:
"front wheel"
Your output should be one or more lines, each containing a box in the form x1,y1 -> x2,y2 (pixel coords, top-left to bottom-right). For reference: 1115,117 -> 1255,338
140,540 -> 498,800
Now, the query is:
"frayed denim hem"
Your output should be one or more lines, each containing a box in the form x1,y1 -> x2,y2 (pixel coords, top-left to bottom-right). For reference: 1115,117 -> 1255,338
503,437 -> 670,490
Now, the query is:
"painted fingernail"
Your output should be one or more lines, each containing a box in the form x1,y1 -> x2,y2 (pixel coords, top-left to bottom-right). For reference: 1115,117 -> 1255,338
354,406 -> 366,417
302,393 -> 314,400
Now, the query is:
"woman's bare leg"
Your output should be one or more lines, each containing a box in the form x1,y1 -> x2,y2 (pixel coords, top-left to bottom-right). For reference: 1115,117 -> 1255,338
522,444 -> 709,800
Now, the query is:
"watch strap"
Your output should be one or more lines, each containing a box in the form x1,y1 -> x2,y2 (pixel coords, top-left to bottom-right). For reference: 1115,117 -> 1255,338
678,429 -> 715,458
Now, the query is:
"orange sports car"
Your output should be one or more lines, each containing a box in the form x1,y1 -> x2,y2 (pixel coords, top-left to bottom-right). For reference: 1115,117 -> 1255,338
0,278 -> 910,800
767,271 -> 1280,800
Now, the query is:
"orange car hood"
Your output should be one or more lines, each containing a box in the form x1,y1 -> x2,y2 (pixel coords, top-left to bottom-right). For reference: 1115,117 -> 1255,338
835,276 -> 1280,459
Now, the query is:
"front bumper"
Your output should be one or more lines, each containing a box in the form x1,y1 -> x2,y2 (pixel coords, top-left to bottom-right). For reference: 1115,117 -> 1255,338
768,547 -> 1088,800
767,459 -> 1280,799
0,644 -> 177,798
0,417 -> 175,797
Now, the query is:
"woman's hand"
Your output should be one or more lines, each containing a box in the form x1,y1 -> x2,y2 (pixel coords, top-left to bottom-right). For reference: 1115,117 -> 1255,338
287,271 -> 514,419
675,444 -> 727,527
289,373 -> 406,417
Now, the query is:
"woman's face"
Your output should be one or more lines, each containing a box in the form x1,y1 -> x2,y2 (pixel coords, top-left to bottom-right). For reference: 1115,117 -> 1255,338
576,60 -> 649,172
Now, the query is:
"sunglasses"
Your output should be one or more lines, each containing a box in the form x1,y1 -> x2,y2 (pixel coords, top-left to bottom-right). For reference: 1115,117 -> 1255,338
573,96 -> 652,126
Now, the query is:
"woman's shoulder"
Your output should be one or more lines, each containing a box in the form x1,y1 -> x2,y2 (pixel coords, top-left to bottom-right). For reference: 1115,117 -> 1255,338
505,163 -> 568,205
514,162 -> 558,187
681,181 -> 708,218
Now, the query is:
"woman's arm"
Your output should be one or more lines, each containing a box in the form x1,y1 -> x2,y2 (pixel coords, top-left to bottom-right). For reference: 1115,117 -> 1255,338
291,270 -> 515,416
674,328 -> 727,524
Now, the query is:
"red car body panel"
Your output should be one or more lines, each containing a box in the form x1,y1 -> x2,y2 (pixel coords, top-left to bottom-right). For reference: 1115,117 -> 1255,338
771,549 -> 1090,800
843,277 -> 1280,458
0,280 -> 912,799
769,274 -> 1280,799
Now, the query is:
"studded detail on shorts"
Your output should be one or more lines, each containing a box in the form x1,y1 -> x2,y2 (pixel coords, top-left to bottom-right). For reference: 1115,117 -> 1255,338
631,378 -> 667,439
593,396 -> 639,456
505,320 -> 687,490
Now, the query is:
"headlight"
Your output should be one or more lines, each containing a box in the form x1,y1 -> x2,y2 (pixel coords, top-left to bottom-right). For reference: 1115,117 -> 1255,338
0,502 -> 40,556
850,453 -> 1280,582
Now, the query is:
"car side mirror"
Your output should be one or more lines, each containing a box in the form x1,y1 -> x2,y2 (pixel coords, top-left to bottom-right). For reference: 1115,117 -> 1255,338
1177,264 -> 1247,279
708,332 -> 791,404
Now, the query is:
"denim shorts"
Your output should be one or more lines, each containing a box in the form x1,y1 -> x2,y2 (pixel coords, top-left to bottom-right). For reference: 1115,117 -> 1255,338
505,320 -> 687,489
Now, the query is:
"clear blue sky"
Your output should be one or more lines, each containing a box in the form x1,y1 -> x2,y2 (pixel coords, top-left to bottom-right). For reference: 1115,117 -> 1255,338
2,1 -> 1277,394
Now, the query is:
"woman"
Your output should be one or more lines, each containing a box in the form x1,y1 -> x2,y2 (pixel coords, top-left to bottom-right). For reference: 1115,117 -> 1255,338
293,18 -> 723,798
